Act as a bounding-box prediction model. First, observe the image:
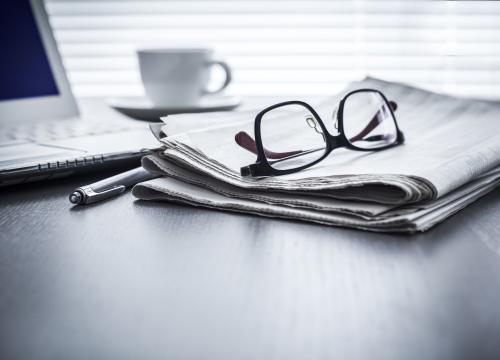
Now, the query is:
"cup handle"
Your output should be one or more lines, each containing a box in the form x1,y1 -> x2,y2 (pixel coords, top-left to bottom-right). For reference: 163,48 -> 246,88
203,60 -> 232,95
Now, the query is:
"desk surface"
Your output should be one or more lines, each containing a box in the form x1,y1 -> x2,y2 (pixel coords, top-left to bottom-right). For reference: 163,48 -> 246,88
1,99 -> 500,360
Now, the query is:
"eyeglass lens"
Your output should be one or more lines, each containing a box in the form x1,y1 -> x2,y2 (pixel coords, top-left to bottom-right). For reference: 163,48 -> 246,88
260,104 -> 327,171
342,91 -> 398,149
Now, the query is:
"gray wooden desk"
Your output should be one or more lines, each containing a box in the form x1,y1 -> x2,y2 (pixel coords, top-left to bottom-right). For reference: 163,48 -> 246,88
1,99 -> 500,360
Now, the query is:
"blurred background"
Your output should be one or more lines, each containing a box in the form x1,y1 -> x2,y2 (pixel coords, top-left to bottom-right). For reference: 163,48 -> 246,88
45,0 -> 500,100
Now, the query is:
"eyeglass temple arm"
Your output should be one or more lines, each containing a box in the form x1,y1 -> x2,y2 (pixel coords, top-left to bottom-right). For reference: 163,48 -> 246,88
235,100 -> 398,159
234,131 -> 304,159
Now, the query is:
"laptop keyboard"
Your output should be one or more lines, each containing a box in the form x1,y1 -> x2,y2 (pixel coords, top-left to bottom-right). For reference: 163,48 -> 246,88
0,119 -> 141,144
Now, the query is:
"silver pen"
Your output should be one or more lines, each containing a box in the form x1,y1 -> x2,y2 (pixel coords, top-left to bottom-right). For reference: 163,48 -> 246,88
69,167 -> 157,205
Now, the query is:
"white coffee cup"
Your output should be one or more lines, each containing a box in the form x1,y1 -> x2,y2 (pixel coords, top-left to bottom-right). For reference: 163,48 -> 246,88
137,48 -> 232,107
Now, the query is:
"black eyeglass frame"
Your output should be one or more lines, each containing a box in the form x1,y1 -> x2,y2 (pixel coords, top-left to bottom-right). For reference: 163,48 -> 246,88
241,88 -> 405,177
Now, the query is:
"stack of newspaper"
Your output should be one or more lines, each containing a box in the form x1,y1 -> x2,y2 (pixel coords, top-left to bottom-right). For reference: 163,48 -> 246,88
132,78 -> 500,232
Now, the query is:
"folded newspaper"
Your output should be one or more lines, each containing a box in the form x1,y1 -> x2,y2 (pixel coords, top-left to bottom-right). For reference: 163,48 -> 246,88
132,77 -> 500,232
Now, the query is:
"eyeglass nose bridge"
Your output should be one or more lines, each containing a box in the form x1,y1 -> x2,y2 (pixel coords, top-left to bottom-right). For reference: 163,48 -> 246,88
326,133 -> 349,149
304,111 -> 347,150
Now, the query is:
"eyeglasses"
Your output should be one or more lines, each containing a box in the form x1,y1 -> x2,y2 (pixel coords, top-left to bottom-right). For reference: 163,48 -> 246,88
235,88 -> 405,177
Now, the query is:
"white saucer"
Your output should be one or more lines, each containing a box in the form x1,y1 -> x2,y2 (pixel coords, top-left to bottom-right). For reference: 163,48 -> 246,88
107,95 -> 242,122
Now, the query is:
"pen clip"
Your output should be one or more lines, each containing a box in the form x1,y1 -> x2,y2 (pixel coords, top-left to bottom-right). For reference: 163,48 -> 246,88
78,185 -> 126,204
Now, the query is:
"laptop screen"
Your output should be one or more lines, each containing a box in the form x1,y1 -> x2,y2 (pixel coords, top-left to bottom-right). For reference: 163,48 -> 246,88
0,1 -> 59,101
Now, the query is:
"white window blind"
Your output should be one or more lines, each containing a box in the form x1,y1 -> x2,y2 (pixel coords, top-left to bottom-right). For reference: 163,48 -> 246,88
45,0 -> 500,99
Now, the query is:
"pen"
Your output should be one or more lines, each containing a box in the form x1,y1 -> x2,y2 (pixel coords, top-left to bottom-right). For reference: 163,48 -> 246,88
69,167 -> 157,205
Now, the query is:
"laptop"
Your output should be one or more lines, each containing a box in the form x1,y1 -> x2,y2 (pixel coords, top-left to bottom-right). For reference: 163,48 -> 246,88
0,0 -> 158,187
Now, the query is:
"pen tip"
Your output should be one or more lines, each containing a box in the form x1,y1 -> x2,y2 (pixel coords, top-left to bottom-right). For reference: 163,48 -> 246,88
69,192 -> 82,204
